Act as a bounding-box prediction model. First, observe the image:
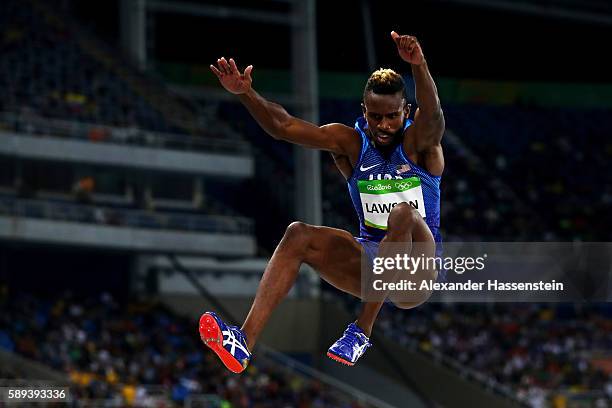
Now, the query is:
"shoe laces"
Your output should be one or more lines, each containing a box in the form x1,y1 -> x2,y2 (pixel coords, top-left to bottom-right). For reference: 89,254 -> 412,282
228,325 -> 248,345
338,327 -> 370,349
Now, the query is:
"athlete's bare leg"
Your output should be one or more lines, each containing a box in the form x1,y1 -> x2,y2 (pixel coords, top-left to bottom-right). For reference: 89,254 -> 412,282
241,221 -> 364,349
356,202 -> 436,336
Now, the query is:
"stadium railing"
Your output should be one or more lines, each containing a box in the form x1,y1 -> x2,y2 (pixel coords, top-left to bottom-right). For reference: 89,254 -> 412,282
0,112 -> 251,155
0,196 -> 253,234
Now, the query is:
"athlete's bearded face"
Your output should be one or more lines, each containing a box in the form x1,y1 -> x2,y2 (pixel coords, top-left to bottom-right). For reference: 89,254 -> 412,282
362,91 -> 410,147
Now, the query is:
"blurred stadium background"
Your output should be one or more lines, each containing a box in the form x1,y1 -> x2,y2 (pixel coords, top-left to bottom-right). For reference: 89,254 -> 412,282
1,0 -> 611,407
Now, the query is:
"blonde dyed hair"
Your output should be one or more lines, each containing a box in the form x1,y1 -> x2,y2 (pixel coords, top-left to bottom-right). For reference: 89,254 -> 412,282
363,68 -> 407,100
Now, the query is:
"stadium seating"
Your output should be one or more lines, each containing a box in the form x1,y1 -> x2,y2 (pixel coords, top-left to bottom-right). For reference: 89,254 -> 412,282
327,285 -> 612,406
0,0 -> 175,132
0,0 -> 255,236
0,290 -> 371,407
443,104 -> 612,241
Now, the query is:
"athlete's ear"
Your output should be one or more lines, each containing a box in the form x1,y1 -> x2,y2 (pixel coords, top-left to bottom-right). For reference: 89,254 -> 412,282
361,102 -> 366,117
405,102 -> 412,118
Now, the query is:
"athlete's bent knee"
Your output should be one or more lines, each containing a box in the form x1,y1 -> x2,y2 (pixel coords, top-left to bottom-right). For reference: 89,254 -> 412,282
285,221 -> 311,237
282,221 -> 314,249
387,202 -> 422,235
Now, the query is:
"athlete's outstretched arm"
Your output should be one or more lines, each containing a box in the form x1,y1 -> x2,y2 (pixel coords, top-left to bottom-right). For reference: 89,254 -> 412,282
391,32 -> 445,152
210,57 -> 355,155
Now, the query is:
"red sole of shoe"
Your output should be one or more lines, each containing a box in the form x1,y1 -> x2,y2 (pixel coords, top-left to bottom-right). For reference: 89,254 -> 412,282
199,313 -> 246,373
326,351 -> 354,366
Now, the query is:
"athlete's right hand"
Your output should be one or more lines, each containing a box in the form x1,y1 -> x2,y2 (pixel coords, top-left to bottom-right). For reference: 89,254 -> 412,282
210,57 -> 253,95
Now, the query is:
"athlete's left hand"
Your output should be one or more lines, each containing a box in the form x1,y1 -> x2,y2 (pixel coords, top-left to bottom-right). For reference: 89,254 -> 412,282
391,31 -> 425,66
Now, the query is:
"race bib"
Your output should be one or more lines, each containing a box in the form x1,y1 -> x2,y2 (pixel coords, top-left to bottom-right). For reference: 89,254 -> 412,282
358,176 -> 426,230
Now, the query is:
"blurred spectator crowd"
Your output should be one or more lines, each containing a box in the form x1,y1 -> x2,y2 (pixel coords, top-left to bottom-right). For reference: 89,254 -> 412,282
372,302 -> 612,408
0,0 -> 172,132
443,104 -> 612,241
0,290 -> 369,408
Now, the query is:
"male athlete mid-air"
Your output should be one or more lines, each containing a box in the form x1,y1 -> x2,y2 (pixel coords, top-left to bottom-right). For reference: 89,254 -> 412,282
200,31 -> 445,372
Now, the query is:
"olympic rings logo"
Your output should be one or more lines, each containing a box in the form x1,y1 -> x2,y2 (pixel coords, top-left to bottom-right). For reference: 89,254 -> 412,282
394,181 -> 412,190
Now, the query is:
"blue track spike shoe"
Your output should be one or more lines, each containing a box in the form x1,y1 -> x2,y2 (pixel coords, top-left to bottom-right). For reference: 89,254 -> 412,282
199,312 -> 251,373
327,322 -> 371,366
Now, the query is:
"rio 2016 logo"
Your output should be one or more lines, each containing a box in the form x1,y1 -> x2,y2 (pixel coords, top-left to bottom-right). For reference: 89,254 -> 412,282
367,184 -> 392,191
